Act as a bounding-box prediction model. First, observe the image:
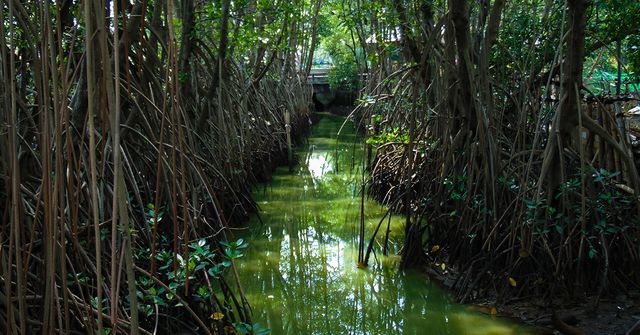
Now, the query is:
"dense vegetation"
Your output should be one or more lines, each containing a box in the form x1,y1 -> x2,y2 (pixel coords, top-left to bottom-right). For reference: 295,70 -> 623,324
342,0 -> 640,302
0,0 -> 320,333
1,0 -> 640,334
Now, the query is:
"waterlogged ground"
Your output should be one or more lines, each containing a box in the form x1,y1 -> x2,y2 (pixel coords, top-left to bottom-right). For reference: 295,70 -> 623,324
236,112 -> 529,335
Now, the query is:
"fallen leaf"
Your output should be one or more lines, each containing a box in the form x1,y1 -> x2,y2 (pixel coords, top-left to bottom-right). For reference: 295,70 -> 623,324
211,312 -> 224,321
508,277 -> 517,287
431,245 -> 441,252
440,263 -> 446,271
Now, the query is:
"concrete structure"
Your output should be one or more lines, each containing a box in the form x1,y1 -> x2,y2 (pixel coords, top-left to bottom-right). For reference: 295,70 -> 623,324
309,67 -> 336,106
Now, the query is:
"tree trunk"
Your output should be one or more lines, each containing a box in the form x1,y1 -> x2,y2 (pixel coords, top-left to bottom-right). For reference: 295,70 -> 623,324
450,0 -> 476,132
538,0 -> 589,195
198,0 -> 231,132
303,0 -> 323,75
179,0 -> 195,100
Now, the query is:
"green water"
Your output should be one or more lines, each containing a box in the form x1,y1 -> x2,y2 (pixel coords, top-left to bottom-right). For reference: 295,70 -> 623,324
236,112 -> 528,335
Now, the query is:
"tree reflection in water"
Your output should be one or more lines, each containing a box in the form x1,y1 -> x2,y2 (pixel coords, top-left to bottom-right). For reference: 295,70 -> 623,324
234,113 -> 527,335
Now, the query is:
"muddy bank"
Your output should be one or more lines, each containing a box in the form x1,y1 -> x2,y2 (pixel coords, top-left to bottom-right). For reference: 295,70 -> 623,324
421,260 -> 640,334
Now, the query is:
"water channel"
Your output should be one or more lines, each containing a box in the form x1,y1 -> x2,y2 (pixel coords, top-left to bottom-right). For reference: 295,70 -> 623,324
236,112 -> 528,334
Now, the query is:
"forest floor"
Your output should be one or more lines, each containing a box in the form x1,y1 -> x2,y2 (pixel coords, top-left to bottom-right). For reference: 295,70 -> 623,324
425,263 -> 640,334
499,294 -> 640,335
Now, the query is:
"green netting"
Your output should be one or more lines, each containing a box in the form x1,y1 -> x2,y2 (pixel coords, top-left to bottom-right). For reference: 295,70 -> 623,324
585,70 -> 640,93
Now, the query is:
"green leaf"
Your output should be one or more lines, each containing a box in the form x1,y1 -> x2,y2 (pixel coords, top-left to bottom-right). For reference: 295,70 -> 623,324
554,225 -> 564,234
195,262 -> 208,272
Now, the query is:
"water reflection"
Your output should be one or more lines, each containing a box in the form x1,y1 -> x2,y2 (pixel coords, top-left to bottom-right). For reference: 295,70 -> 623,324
236,113 -> 527,334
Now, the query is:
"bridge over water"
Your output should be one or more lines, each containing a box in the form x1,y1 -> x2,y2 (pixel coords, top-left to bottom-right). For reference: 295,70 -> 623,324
307,66 -> 368,107
308,67 -> 335,106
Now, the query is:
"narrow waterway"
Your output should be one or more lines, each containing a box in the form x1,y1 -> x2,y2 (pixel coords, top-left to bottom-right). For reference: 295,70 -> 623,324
236,112 -> 528,334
